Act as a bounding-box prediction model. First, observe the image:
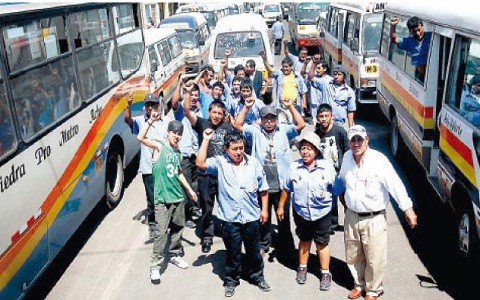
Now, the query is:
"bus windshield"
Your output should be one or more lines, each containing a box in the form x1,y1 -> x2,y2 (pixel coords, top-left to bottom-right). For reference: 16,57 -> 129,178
297,3 -> 329,24
214,31 -> 265,59
176,29 -> 199,49
362,13 -> 383,53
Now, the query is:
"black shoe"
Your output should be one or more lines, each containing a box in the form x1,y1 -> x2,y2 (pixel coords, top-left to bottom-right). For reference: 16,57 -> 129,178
185,220 -> 196,228
225,285 -> 235,297
202,241 -> 212,253
257,280 -> 271,292
191,208 -> 202,221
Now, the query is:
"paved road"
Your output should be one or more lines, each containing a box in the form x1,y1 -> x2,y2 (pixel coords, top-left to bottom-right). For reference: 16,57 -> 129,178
32,115 -> 453,300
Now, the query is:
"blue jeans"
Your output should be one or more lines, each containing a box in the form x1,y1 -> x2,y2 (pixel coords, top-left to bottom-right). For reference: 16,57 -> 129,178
222,220 -> 265,287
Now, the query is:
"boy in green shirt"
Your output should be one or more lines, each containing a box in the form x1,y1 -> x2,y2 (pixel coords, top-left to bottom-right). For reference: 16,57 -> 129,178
138,115 -> 197,284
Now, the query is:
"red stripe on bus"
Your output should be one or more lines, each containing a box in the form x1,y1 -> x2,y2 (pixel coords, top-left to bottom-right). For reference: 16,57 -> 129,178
440,124 -> 473,166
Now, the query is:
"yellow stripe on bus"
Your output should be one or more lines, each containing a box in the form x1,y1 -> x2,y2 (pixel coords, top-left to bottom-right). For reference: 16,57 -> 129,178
440,138 -> 476,185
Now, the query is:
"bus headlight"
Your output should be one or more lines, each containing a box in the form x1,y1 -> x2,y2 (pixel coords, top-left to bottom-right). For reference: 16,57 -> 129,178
360,79 -> 376,88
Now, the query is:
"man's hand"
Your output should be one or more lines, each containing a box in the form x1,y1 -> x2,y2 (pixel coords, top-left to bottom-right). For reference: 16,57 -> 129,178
282,98 -> 292,109
276,207 -> 284,221
245,96 -> 255,108
224,48 -> 232,57
391,16 -> 399,26
126,92 -> 134,107
188,189 -> 198,202
203,128 -> 214,141
259,50 -> 266,59
260,209 -> 268,224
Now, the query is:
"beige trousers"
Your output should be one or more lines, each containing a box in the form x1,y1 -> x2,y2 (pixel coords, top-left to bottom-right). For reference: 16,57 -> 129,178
344,208 -> 386,296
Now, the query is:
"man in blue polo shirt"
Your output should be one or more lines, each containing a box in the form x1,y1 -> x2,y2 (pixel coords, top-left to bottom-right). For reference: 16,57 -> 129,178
390,16 -> 431,83
196,130 -> 271,297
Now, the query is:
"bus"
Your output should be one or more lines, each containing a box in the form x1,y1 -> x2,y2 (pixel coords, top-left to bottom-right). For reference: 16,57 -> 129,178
0,3 -> 150,298
324,2 -> 385,105
288,2 -> 329,53
376,3 -> 480,260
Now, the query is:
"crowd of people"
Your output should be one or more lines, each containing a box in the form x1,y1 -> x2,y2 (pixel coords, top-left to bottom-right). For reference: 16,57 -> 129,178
124,34 -> 418,300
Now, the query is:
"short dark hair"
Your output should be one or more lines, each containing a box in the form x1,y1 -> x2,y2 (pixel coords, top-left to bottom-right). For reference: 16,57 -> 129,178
223,130 -> 244,148
201,65 -> 215,75
234,64 -> 245,75
317,103 -> 332,117
406,16 -> 423,30
246,59 -> 256,69
208,100 -> 226,113
211,81 -> 225,91
317,60 -> 329,73
232,75 -> 244,84
281,57 -> 293,67
190,82 -> 200,93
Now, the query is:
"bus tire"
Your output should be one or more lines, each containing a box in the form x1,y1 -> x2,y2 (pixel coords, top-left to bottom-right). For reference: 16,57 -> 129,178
390,115 -> 405,158
105,151 -> 124,209
453,189 -> 480,262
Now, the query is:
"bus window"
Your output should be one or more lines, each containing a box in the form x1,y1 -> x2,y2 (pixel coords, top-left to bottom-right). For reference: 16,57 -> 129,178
113,4 -> 137,34
0,70 -> 16,157
47,58 -> 80,120
344,12 -> 360,52
158,40 -> 172,66
168,35 -> 182,59
115,30 -> 143,78
4,21 -> 46,72
71,8 -> 111,48
448,36 -> 480,127
363,14 -> 383,52
77,40 -> 116,100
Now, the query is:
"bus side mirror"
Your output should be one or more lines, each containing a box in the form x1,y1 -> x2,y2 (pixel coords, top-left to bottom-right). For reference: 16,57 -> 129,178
199,40 -> 205,46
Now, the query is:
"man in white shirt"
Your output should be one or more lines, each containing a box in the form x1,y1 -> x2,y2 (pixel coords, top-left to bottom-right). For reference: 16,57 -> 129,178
338,125 -> 417,300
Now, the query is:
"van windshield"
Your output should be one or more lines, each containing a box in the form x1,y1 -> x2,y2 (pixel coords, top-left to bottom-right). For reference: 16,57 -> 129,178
176,29 -> 199,49
362,13 -> 383,53
214,31 -> 265,59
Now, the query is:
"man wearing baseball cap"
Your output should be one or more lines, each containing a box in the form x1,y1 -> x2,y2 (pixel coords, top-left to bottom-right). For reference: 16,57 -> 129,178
138,117 -> 197,282
338,124 -> 417,300
233,98 -> 305,260
124,92 -> 171,239
277,131 -> 342,291
308,64 -> 356,129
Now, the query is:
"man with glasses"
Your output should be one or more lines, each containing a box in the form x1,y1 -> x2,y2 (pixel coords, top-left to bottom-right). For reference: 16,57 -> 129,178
310,65 -> 356,129
125,93 -> 171,239
233,100 -> 305,260
338,125 -> 418,300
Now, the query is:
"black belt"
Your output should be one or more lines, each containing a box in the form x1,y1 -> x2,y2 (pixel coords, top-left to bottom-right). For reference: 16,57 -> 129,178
353,210 -> 384,217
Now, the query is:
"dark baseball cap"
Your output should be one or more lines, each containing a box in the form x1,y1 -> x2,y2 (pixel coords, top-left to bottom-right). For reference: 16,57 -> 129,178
260,105 -> 278,118
144,93 -> 159,104
167,120 -> 184,135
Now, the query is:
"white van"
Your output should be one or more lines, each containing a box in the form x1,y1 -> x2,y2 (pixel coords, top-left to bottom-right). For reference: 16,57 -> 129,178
142,28 -> 185,113
209,13 -> 274,99
261,3 -> 283,27
159,13 -> 212,77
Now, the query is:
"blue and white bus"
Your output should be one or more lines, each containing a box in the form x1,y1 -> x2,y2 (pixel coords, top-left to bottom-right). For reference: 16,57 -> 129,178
0,3 -> 150,298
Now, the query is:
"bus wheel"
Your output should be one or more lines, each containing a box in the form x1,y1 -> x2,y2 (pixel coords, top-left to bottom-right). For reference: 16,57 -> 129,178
105,151 -> 124,209
454,192 -> 479,262
390,115 -> 405,158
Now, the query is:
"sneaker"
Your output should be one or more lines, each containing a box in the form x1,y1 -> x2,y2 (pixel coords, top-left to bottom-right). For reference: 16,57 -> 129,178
149,226 -> 158,239
185,220 -> 196,228
169,256 -> 189,269
319,272 -> 332,291
150,266 -> 161,283
257,280 -> 271,292
296,267 -> 307,284
191,208 -> 202,220
202,240 -> 212,253
224,285 -> 236,297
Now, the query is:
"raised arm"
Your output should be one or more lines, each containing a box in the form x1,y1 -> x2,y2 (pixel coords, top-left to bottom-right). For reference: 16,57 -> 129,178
171,74 -> 184,111
390,16 -> 400,44
259,50 -> 273,75
137,111 -> 162,152
217,49 -> 231,83
283,98 -> 305,131
260,71 -> 269,97
124,92 -> 134,126
182,84 -> 198,127
196,128 -> 214,170
233,96 -> 255,132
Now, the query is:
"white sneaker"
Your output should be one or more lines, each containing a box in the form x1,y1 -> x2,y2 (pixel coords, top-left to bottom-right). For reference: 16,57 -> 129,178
169,256 -> 189,269
150,266 -> 161,282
